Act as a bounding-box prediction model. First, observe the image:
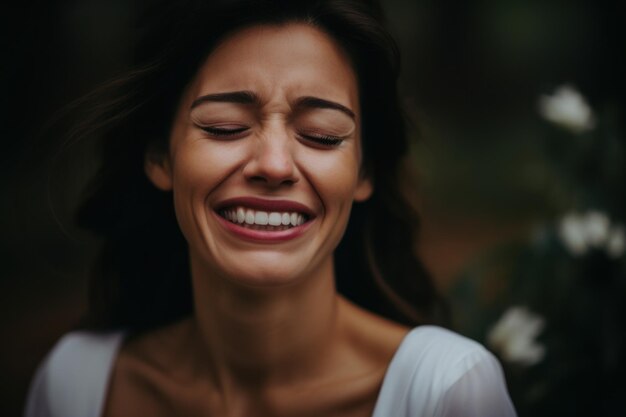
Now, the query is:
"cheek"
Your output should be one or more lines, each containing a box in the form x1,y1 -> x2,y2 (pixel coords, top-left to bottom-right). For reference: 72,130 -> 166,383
169,140 -> 246,237
172,140 -> 243,193
298,147 -> 363,208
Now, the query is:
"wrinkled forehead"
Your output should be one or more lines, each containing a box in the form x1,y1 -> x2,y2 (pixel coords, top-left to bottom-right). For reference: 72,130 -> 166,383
180,23 -> 360,116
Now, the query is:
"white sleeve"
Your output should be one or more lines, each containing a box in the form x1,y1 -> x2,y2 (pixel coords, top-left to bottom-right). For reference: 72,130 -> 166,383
23,331 -> 125,417
437,349 -> 517,417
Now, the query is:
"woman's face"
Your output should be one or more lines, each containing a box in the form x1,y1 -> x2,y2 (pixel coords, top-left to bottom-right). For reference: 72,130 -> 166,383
147,23 -> 372,287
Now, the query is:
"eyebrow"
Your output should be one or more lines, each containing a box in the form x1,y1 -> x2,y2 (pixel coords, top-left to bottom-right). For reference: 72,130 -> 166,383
190,91 -> 257,108
295,96 -> 355,119
190,90 -> 355,119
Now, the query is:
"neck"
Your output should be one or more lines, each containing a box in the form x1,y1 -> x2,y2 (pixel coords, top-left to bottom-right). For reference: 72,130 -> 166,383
189,253 -> 342,388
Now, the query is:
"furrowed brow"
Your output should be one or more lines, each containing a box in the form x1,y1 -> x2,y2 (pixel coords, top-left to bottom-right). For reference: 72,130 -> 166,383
296,96 -> 355,119
190,91 -> 258,109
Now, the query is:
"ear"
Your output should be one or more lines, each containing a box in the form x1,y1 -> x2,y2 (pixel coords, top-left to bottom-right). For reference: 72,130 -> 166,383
353,175 -> 373,202
144,151 -> 173,191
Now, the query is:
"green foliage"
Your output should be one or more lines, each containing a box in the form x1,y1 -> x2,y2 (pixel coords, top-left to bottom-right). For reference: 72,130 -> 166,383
448,89 -> 626,416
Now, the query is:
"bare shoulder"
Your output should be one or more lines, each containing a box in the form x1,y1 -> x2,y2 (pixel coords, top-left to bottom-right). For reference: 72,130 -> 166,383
297,298 -> 412,416
337,296 -> 411,363
102,319 -> 202,417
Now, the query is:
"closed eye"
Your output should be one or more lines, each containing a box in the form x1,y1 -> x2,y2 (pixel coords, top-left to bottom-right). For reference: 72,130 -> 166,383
298,133 -> 344,148
199,125 -> 249,138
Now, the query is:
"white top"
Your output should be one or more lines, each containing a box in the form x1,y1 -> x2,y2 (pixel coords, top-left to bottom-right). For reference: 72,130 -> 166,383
24,326 -> 516,417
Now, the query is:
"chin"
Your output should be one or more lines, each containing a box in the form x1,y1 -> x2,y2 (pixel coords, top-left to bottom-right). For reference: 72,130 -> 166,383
188,232 -> 336,292
225,261 -> 312,289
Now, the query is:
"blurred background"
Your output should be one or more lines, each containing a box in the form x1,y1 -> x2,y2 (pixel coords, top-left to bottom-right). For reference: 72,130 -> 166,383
1,0 -> 624,415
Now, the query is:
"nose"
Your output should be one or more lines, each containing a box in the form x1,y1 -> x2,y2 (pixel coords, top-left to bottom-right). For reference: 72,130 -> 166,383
243,127 -> 299,187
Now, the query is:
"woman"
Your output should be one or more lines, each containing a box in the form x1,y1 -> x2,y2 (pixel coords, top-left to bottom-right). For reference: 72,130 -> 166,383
25,1 -> 516,416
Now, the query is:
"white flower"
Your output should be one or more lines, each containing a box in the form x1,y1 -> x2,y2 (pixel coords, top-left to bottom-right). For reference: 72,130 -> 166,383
584,211 -> 610,248
558,213 -> 588,255
558,210 -> 624,258
538,84 -> 595,134
488,306 -> 546,366
607,226 -> 625,258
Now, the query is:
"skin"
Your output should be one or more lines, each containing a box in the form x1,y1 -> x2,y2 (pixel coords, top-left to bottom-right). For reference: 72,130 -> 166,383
103,24 -> 410,417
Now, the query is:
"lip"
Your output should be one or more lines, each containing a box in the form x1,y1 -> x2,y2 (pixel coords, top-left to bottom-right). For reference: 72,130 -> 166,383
213,196 -> 316,243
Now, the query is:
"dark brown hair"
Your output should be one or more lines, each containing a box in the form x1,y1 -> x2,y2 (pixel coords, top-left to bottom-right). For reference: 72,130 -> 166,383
74,0 -> 448,331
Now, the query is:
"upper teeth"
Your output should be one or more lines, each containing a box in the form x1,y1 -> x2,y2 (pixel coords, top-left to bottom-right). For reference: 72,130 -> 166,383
222,207 -> 306,226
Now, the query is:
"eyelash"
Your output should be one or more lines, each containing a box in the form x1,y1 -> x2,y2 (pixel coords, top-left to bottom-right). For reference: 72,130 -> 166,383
198,125 -> 344,147
299,134 -> 344,147
200,126 -> 249,137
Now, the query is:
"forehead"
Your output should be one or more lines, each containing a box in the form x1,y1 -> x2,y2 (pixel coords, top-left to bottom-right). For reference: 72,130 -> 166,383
186,23 -> 359,112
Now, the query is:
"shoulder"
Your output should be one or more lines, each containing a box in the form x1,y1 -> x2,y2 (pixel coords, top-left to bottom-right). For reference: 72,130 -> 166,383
373,326 -> 516,417
384,325 -> 497,394
24,331 -> 125,417
46,331 -> 125,369
401,325 -> 495,378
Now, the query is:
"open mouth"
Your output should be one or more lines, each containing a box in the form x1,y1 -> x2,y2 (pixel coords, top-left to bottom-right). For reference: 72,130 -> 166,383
219,206 -> 310,231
